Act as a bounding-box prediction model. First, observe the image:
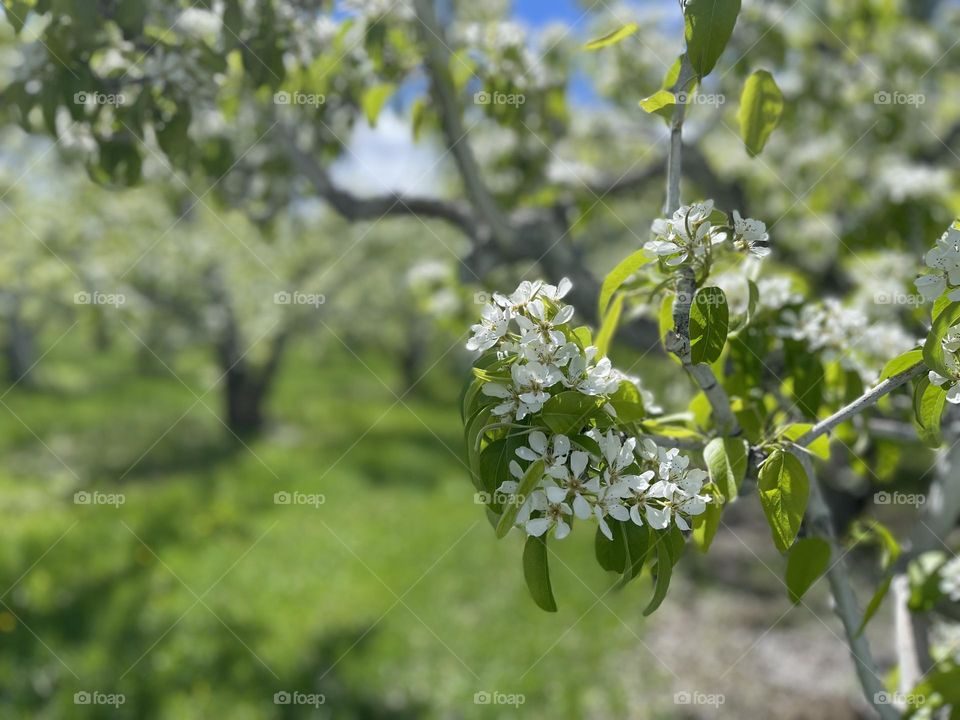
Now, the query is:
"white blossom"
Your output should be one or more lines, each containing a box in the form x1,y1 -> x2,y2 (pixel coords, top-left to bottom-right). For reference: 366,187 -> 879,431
464,278 -> 709,543
732,210 -> 771,257
546,450 -> 599,520
516,430 -> 570,470
466,302 -> 511,352
939,556 -> 960,601
915,224 -> 960,303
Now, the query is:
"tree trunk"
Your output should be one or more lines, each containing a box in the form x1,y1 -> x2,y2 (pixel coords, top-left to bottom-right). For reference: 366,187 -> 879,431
5,296 -> 36,386
223,361 -> 266,436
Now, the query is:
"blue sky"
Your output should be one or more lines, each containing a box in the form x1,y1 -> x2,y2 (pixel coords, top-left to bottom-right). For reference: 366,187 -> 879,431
513,0 -> 677,30
513,0 -> 585,26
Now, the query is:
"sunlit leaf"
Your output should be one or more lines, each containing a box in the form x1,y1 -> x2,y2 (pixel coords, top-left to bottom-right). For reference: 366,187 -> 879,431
785,538 -> 830,604
758,450 -> 808,553
738,70 -> 784,156
523,534 -> 557,612
584,22 -> 638,50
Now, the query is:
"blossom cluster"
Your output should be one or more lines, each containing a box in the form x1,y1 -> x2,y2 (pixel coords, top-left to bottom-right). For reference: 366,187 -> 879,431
713,268 -> 801,316
915,222 -> 960,402
929,328 -> 960,404
780,299 -> 916,383
915,222 -> 960,303
940,555 -> 960,602
644,201 -> 770,267
466,279 -> 708,541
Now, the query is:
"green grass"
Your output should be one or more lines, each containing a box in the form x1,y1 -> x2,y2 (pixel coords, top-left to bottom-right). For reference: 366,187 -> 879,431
0,332 -> 675,719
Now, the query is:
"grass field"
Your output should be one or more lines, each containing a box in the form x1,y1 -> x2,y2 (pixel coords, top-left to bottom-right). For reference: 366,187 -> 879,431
0,330 -> 698,719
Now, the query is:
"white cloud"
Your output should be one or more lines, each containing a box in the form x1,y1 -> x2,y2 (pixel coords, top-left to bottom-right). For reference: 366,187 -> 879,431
330,110 -> 443,197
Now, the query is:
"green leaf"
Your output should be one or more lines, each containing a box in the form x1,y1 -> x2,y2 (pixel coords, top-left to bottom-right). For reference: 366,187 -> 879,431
779,423 -> 830,461
689,287 -> 729,364
598,249 -> 648,320
639,89 -> 676,114
523,534 -> 557,612
758,450 -> 809,553
461,377 -> 485,424
623,522 -> 651,581
923,301 -> 960,379
857,576 -> 892,635
746,279 -> 760,321
639,419 -> 704,441
648,55 -> 695,123
692,494 -> 722,552
608,381 -> 646,423
496,460 -> 545,539
116,0 -> 147,36
913,377 -> 947,447
4,0 -> 30,33
658,293 -> 680,362
703,437 -> 748,502
571,325 -> 593,349
879,348 -> 923,381
361,83 -> 395,126
908,552 -> 949,612
596,293 -> 623,357
584,22 -> 638,50
788,351 -> 824,420
595,525 -> 626,572
464,405 -> 494,489
738,70 -> 784,157
541,392 -> 602,435
411,97 -> 429,141
478,435 -> 524,497
610,521 -> 653,589
683,0 -> 741,78
785,538 -> 830,604
642,533 -> 673,616
449,51 -> 476,93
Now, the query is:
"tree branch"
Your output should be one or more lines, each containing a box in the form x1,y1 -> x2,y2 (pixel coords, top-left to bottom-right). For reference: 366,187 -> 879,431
664,97 -> 686,216
795,362 -> 926,448
280,129 -> 477,234
791,449 -> 900,720
890,429 -> 960,695
893,574 -> 931,700
412,0 -> 515,246
660,56 -> 739,437
584,160 -> 664,198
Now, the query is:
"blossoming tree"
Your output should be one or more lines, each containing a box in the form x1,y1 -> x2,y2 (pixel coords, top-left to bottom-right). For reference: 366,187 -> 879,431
5,0 -> 960,715
463,3 -> 960,718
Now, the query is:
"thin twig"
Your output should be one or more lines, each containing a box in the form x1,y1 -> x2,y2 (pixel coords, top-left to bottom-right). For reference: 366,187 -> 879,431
795,362 -> 926,448
791,449 -> 900,720
412,0 -> 515,246
661,56 -> 739,437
